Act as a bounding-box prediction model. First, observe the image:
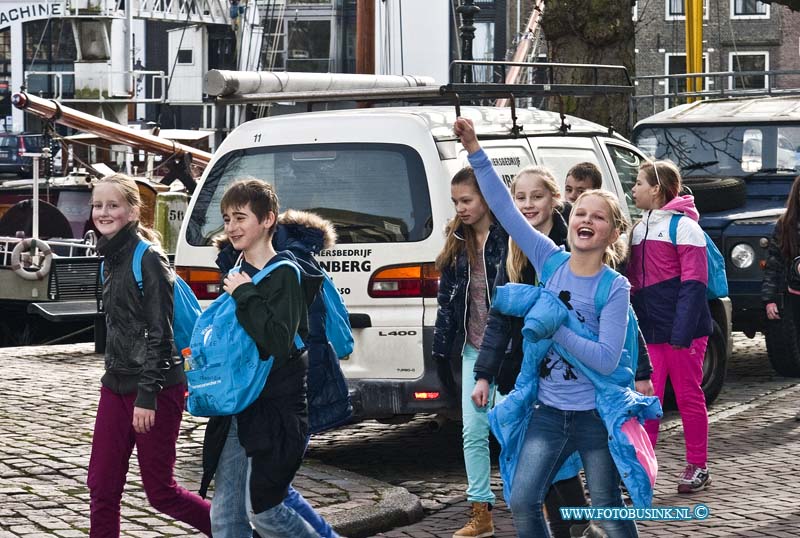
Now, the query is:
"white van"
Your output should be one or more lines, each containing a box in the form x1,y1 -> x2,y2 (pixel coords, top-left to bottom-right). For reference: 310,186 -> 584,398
175,104 -> 731,421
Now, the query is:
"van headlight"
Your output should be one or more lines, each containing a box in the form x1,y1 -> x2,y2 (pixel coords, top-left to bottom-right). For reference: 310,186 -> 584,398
731,243 -> 755,269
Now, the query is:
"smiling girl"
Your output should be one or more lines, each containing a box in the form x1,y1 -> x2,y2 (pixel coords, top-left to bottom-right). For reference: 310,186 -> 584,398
455,117 -> 650,538
472,167 -> 602,538
88,174 -> 211,537
433,166 -> 507,538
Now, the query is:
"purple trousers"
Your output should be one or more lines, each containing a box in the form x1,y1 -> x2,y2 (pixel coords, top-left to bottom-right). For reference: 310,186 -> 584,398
644,336 -> 710,467
87,384 -> 211,537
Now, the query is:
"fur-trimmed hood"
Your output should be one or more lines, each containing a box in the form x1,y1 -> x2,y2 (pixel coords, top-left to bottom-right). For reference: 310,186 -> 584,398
213,209 -> 337,272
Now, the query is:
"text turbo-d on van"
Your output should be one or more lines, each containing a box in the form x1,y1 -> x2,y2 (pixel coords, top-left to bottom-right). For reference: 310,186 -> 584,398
175,67 -> 732,422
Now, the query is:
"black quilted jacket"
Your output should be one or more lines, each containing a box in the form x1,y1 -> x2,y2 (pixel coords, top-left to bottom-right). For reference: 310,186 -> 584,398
432,221 -> 507,359
761,224 -> 800,305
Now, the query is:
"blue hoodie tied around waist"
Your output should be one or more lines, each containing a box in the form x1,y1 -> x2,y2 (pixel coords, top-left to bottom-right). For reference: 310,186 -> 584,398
488,280 -> 663,508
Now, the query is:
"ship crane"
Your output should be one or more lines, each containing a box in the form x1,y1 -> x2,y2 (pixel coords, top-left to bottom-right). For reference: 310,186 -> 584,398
11,91 -> 212,193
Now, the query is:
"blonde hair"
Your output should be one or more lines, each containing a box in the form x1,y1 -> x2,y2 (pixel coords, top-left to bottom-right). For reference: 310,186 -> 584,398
435,167 -> 488,271
93,173 -> 162,247
506,166 -> 562,283
571,189 -> 630,269
638,160 -> 681,205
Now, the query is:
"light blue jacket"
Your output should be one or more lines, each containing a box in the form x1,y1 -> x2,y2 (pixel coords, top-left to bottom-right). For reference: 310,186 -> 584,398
488,258 -> 663,507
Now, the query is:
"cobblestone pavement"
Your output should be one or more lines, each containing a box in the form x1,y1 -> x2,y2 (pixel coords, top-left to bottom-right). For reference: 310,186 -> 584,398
1,333 -> 797,537
0,344 -> 392,538
306,333 -> 800,536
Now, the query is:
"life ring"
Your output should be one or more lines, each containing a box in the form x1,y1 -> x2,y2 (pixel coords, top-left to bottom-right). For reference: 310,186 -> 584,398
10,238 -> 53,281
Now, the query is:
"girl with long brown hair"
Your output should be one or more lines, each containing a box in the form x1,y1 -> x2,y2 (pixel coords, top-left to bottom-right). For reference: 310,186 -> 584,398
629,160 -> 714,494
763,175 -> 800,420
433,166 -> 507,538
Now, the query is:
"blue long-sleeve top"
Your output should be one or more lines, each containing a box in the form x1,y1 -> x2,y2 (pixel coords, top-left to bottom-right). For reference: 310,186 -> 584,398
468,148 -> 630,410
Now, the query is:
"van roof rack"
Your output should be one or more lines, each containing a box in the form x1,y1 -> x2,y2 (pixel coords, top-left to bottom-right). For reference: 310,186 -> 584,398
632,69 -> 800,122
209,61 -> 632,138
210,61 -> 633,105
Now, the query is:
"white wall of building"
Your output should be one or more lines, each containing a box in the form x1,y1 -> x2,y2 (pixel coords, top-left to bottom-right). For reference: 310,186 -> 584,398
167,25 -> 207,103
374,0 -> 449,85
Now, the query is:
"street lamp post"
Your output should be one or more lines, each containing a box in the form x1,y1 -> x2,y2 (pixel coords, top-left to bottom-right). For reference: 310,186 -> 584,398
456,0 -> 481,83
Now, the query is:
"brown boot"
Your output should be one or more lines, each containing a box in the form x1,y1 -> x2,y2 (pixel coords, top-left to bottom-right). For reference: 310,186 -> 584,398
453,502 -> 494,538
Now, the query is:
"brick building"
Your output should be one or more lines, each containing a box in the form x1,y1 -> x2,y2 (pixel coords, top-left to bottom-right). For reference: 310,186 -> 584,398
633,0 -> 800,116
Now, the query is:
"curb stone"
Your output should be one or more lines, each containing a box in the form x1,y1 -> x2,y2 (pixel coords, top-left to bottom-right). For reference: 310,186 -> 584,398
304,461 -> 424,538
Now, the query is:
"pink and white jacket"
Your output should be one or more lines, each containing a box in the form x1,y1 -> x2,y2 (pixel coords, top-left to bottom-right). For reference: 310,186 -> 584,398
628,196 -> 713,347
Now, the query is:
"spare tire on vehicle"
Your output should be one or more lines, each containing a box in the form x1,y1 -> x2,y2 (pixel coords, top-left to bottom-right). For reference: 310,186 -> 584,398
683,177 -> 746,213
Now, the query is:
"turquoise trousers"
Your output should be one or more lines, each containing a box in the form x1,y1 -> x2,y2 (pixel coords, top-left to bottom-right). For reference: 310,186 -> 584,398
461,343 -> 502,504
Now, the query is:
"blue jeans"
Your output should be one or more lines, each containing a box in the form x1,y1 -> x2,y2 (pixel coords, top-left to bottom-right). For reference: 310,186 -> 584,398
211,418 -> 319,538
461,343 -> 501,504
509,403 -> 638,538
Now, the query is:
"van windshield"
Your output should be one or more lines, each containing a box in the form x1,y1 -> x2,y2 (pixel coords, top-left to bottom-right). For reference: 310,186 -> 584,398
187,143 -> 433,245
633,124 -> 800,179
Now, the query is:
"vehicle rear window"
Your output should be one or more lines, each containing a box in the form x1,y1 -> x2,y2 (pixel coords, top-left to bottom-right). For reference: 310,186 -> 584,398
22,136 -> 44,150
187,143 -> 433,246
633,124 -> 800,178
0,136 -> 18,149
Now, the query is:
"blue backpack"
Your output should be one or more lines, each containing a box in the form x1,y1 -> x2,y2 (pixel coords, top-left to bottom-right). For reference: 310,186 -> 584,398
668,214 -> 729,300
319,269 -> 354,358
101,239 -> 201,352
186,259 -> 304,417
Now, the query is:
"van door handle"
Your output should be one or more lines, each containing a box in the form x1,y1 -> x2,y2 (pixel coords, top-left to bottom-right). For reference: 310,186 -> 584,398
349,314 -> 371,328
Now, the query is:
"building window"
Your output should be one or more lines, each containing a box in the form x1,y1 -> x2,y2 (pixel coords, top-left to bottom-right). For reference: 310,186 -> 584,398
260,18 -> 286,71
23,20 -> 78,98
666,0 -> 708,20
664,53 -> 709,108
729,52 -> 768,89
732,0 -> 769,18
0,29 -> 9,62
286,19 -> 332,72
177,49 -> 193,65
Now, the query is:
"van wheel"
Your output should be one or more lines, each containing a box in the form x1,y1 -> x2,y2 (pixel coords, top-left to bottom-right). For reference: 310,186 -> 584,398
663,321 -> 727,408
700,321 -> 727,405
765,305 -> 800,377
683,177 -> 746,213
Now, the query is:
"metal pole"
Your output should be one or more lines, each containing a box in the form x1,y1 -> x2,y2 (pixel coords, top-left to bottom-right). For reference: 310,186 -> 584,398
32,155 -> 39,241
456,0 -> 480,83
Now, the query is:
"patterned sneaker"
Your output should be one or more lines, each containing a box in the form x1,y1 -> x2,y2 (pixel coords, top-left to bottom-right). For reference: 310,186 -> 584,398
678,463 -> 711,493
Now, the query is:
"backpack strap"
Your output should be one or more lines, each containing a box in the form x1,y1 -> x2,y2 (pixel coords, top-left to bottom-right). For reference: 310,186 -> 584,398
245,259 -> 305,352
539,249 -> 570,286
99,238 -> 150,292
244,258 -> 302,285
132,239 -> 151,292
594,266 -> 617,314
668,214 -> 682,245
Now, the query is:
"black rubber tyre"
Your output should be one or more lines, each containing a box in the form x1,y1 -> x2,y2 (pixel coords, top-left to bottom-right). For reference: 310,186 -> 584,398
683,177 -> 746,213
765,298 -> 800,377
662,320 -> 727,409
700,320 -> 727,405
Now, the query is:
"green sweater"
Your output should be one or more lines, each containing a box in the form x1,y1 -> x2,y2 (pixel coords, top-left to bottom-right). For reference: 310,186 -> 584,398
231,262 -> 309,370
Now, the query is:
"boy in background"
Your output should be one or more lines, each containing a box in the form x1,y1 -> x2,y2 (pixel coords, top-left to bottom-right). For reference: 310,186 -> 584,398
564,162 -> 602,203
